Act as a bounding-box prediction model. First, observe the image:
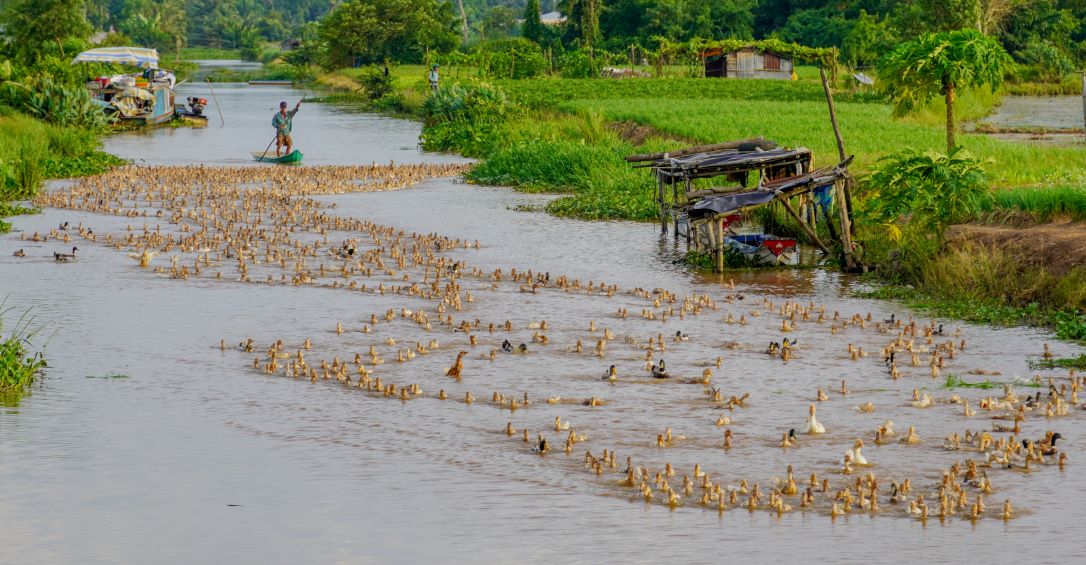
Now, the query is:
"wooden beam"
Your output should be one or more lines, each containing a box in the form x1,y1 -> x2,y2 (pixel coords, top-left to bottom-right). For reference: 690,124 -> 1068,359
779,196 -> 831,256
625,137 -> 777,163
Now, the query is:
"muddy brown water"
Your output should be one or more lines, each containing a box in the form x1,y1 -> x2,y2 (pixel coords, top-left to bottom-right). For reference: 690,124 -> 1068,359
2,77 -> 1085,564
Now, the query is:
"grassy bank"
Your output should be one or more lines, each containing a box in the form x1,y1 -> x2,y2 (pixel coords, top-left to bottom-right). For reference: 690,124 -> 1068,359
178,46 -> 243,60
313,65 -> 1086,339
0,111 -> 123,231
859,282 -> 1086,343
0,307 -> 45,404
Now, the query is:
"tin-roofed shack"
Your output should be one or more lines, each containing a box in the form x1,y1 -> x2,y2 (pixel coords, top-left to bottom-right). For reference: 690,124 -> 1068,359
701,47 -> 795,80
627,138 -> 857,271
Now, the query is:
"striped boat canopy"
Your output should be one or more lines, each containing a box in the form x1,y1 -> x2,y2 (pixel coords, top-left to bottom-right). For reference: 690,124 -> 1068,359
72,47 -> 159,69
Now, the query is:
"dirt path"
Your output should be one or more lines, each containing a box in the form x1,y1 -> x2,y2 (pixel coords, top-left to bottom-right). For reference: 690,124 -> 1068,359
948,221 -> 1086,276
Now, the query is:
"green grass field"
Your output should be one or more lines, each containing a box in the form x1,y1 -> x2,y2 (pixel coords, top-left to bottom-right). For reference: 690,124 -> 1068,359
331,64 -> 1086,219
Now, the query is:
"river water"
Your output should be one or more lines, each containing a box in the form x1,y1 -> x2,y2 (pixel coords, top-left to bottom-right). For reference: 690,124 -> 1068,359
2,72 -> 1085,564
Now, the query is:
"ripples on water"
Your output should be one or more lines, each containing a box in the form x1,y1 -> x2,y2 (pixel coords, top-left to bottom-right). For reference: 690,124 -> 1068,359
1,84 -> 1084,565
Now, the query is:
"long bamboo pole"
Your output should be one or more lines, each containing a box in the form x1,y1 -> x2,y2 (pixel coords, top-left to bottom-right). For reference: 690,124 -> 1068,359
818,66 -> 859,270
205,78 -> 225,126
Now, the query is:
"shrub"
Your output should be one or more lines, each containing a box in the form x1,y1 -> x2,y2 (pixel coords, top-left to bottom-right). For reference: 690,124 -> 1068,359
558,50 -> 599,79
358,66 -> 394,100
0,74 -> 108,129
475,38 -> 547,79
0,305 -> 45,399
421,81 -> 515,155
861,148 -> 991,239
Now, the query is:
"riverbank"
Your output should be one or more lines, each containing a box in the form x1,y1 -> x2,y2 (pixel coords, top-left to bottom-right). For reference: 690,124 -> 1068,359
0,111 -> 123,231
304,65 -> 1086,340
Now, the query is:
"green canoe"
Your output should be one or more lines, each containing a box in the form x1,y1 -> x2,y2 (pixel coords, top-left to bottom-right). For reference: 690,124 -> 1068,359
252,149 -> 303,164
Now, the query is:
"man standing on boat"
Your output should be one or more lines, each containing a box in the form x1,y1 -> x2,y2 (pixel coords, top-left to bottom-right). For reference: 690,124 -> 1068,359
273,100 -> 301,157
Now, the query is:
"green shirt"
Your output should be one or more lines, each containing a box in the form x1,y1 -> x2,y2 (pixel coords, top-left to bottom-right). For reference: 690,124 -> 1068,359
272,108 -> 297,134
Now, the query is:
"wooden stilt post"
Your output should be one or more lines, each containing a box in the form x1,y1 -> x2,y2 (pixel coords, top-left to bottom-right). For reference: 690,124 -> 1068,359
684,178 -> 693,246
705,218 -> 715,263
716,220 -> 725,272
834,179 -> 856,269
780,196 -> 832,256
657,171 -> 667,235
669,172 -> 680,240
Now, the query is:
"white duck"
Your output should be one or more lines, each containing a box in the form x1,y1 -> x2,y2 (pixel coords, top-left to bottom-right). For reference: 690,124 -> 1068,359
845,439 -> 869,466
803,404 -> 826,434
911,392 -> 934,409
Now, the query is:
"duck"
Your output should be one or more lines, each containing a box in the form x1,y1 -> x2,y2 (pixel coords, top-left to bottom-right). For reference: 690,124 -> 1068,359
901,426 -> 921,445
54,246 -> 78,262
651,359 -> 670,379
816,388 -> 829,401
501,339 -> 513,353
1038,432 -> 1062,455
674,330 -> 689,342
857,402 -> 875,413
888,482 -> 905,504
12,249 -> 25,258
779,429 -> 797,448
911,392 -> 933,409
602,365 -> 617,381
532,434 -> 549,454
554,416 -> 570,431
443,351 -> 467,378
802,404 -> 825,434
715,414 -> 731,426
845,439 -> 869,466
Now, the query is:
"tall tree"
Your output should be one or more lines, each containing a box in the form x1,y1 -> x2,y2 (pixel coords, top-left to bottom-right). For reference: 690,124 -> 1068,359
581,0 -> 601,52
978,0 -> 1027,34
1,0 -> 92,61
456,0 -> 469,43
878,28 -> 1010,151
523,0 -> 546,44
319,0 -> 458,67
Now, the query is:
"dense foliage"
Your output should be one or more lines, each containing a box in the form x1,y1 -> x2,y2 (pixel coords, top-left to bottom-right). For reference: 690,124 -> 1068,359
58,1 -> 1086,83
879,29 -> 1010,151
320,0 -> 459,67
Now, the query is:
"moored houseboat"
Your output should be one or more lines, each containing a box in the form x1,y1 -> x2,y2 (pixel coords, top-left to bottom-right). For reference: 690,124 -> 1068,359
73,47 -> 177,126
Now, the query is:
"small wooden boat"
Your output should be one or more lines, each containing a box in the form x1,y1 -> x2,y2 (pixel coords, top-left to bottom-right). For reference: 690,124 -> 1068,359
252,150 -> 303,164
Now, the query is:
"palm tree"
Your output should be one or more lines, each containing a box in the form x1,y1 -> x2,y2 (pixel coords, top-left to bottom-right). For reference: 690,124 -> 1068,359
878,28 -> 1009,152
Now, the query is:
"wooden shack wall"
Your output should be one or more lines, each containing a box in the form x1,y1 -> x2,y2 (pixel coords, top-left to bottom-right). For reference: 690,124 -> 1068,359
721,49 -> 793,80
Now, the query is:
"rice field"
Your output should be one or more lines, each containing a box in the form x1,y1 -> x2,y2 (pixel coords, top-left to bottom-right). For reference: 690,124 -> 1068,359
554,97 -> 1086,187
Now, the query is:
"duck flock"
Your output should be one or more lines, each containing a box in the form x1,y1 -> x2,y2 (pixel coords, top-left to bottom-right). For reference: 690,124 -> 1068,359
19,163 -> 1084,524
